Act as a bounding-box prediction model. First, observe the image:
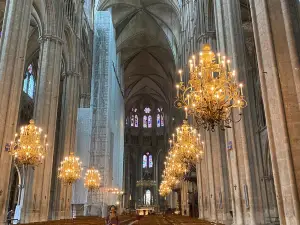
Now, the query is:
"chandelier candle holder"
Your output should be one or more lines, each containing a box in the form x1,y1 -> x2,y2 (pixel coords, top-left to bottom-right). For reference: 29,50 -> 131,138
84,167 -> 101,190
9,119 -> 47,166
175,44 -> 247,131
58,152 -> 83,184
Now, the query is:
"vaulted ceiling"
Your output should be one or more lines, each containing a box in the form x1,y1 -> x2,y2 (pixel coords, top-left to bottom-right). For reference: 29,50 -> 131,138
99,0 -> 181,111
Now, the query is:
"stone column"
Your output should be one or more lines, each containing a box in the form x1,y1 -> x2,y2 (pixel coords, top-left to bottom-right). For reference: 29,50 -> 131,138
0,0 -> 32,224
196,161 -> 204,219
55,71 -> 79,219
249,0 -> 300,223
204,131 -> 217,221
215,0 -> 263,224
23,35 -> 63,223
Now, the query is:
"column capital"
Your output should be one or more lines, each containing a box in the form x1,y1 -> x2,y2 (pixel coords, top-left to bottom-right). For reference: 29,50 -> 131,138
38,34 -> 64,44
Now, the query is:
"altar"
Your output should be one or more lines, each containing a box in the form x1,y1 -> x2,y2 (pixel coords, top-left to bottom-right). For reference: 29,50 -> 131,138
136,206 -> 155,216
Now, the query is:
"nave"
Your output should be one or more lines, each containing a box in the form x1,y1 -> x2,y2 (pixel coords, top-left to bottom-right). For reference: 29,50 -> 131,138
19,215 -> 224,225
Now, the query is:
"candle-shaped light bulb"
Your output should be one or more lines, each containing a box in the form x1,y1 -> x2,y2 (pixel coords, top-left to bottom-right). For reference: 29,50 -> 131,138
239,83 -> 243,96
184,107 -> 188,119
176,84 -> 180,97
178,69 -> 183,82
227,59 -> 231,71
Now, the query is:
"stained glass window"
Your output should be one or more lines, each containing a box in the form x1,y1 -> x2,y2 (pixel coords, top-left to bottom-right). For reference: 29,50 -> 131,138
135,115 -> 139,127
143,155 -> 147,168
28,75 -> 35,98
144,107 -> 151,114
161,114 -> 164,127
145,190 -> 151,205
131,115 -> 134,127
157,114 -> 161,127
148,115 -> 152,128
23,64 -> 35,99
143,115 -> 148,128
149,155 -> 153,168
28,64 -> 33,73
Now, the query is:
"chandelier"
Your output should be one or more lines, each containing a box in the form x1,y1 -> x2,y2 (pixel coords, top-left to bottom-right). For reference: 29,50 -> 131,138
58,152 -> 83,184
159,180 -> 173,197
101,187 -> 124,195
175,44 -> 247,131
168,120 -> 204,165
8,120 -> 47,166
84,167 -> 101,190
159,120 -> 204,197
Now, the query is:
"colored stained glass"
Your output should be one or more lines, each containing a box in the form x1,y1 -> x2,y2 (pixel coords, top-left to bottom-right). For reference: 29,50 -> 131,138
23,64 -> 35,98
143,115 -> 147,128
149,155 -> 153,168
157,114 -> 161,127
148,115 -> 152,128
131,115 -> 134,127
143,155 -> 147,168
28,64 -> 33,74
28,75 -> 35,98
144,107 -> 151,114
161,114 -> 164,127
135,115 -> 139,127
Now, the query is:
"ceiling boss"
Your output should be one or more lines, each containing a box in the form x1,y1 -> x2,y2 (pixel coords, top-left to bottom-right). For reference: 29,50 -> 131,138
175,44 -> 247,131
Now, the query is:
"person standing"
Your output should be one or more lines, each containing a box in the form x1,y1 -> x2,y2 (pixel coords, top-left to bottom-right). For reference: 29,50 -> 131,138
106,206 -> 119,225
6,210 -> 14,225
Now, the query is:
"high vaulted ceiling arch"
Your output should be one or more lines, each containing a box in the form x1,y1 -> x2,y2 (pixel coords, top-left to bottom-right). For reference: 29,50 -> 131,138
99,0 -> 181,112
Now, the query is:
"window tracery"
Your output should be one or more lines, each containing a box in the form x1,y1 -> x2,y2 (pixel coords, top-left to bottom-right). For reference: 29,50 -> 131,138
130,108 -> 138,127
157,108 -> 164,127
143,107 -> 152,128
142,152 -> 153,169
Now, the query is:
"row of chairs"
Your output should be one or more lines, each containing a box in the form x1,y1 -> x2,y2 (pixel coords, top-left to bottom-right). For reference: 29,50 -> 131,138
165,215 -> 225,225
19,215 -> 135,225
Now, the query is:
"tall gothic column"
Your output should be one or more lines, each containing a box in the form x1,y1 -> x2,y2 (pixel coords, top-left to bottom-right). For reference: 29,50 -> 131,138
204,131 -> 217,221
249,0 -> 300,223
23,35 -> 63,223
215,0 -> 263,224
0,0 -> 33,224
196,161 -> 204,219
55,71 -> 80,219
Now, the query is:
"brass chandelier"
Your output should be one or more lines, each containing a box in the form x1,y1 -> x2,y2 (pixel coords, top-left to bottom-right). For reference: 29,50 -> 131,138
58,152 -> 83,184
101,187 -> 124,195
159,121 -> 204,197
159,180 -> 173,197
84,167 -> 101,190
168,120 -> 204,165
9,119 -> 47,166
175,44 -> 247,131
